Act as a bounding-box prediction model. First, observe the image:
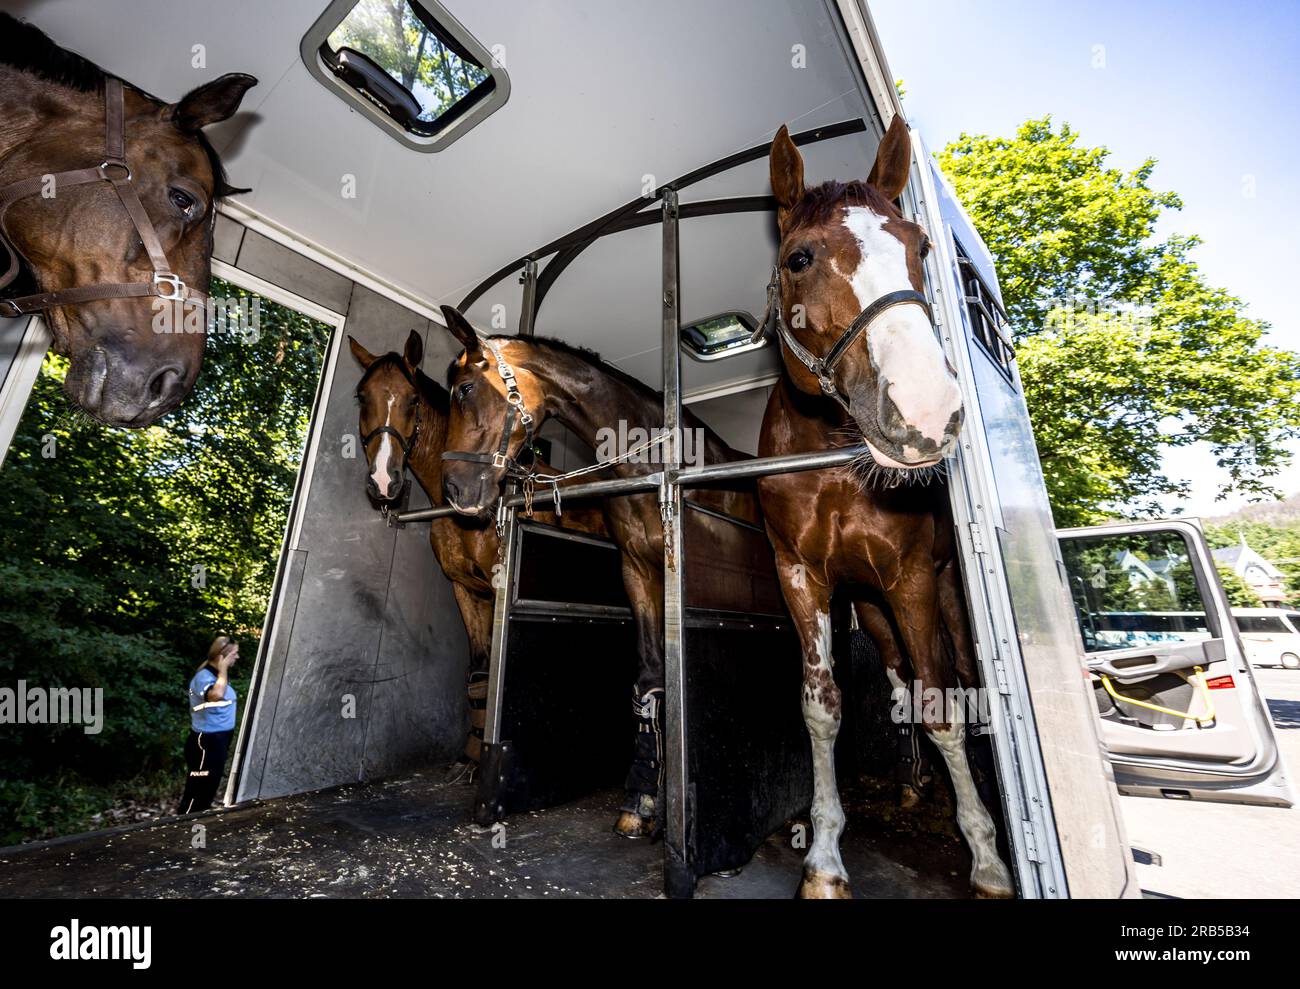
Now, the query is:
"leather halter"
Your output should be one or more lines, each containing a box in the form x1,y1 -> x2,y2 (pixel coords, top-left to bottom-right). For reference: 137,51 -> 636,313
755,264 -> 933,414
357,362 -> 424,457
441,338 -> 536,477
0,77 -> 208,319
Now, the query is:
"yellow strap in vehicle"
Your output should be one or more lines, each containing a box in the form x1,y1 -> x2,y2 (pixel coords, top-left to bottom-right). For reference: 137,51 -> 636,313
1100,665 -> 1216,728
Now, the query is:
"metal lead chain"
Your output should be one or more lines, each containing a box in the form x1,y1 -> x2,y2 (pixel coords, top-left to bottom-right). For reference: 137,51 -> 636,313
659,485 -> 677,573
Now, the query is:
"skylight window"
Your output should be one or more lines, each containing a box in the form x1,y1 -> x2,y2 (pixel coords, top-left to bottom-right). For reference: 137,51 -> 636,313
680,311 -> 766,362
301,0 -> 510,152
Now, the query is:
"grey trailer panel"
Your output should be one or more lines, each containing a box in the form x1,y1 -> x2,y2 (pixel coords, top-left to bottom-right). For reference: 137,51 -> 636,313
231,264 -> 471,801
916,151 -> 1137,898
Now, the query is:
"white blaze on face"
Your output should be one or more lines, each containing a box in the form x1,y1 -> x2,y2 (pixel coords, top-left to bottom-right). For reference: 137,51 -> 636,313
370,394 -> 397,498
840,207 -> 961,459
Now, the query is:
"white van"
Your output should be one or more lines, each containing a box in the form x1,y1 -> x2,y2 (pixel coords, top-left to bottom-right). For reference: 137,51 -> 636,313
1234,608 -> 1300,669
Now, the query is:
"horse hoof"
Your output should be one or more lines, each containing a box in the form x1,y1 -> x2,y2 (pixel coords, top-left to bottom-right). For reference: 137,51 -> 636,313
613,811 -> 655,839
899,784 -> 921,810
972,862 -> 1015,899
797,870 -> 852,899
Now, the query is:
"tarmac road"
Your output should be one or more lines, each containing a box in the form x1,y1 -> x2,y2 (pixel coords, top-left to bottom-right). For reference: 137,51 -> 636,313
1120,666 -> 1300,898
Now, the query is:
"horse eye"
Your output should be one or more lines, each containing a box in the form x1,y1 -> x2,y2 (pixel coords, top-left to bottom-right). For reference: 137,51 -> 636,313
168,188 -> 197,215
786,249 -> 813,273
457,381 -> 474,402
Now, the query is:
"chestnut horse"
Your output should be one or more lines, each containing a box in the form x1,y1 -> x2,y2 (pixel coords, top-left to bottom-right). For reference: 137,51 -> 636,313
0,14 -> 256,426
350,330 -> 607,780
437,307 -> 760,837
758,116 -> 1012,897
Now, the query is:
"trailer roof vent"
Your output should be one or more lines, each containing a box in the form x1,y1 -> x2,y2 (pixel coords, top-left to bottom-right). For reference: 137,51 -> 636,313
681,311 -> 766,362
301,0 -> 510,153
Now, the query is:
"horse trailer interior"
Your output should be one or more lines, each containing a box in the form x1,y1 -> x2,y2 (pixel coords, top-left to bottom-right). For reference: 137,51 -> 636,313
6,0 -> 1287,903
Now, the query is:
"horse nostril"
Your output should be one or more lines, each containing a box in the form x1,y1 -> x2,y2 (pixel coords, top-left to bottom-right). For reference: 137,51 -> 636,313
143,364 -> 185,410
443,477 -> 460,505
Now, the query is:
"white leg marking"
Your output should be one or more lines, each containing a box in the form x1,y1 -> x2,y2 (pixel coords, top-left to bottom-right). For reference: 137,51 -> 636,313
802,610 -> 847,884
841,207 -> 960,451
926,709 -> 1013,896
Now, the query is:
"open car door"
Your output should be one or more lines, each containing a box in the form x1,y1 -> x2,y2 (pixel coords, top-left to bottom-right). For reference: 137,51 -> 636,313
1058,519 -> 1293,806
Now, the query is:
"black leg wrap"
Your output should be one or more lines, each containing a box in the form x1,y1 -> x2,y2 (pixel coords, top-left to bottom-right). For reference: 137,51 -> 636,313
622,686 -> 664,805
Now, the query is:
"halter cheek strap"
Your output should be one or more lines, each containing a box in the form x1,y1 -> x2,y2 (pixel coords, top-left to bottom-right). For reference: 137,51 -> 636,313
442,339 -> 536,476
753,264 -> 933,413
0,77 -> 208,318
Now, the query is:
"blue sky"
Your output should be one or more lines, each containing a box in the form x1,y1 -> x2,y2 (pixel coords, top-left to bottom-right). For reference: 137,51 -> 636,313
871,0 -> 1300,517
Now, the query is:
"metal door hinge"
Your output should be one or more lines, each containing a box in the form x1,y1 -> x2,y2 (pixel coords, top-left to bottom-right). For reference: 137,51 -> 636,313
1021,818 -> 1044,863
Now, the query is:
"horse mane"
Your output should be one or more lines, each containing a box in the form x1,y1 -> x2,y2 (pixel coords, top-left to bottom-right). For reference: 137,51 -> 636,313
785,179 -> 900,230
487,334 -> 663,405
359,352 -> 451,416
0,13 -> 245,198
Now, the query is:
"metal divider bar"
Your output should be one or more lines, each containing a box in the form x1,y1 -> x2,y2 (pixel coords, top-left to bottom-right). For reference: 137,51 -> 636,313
387,445 -> 874,525
659,189 -> 692,899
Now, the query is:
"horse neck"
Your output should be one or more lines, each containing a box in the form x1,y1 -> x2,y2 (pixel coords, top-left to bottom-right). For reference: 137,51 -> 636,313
517,343 -> 740,474
405,385 -> 450,505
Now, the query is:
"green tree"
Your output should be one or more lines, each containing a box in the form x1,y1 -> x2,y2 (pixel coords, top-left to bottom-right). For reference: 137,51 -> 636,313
938,118 -> 1300,526
0,278 -> 330,843
1215,565 -> 1263,608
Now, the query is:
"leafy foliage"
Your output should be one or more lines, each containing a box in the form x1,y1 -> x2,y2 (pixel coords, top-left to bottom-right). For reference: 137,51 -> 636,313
938,118 -> 1300,525
0,279 -> 330,843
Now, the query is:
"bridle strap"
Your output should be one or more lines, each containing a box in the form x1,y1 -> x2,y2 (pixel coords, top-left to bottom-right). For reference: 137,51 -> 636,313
0,77 -> 207,318
441,338 -> 535,475
756,265 -> 933,412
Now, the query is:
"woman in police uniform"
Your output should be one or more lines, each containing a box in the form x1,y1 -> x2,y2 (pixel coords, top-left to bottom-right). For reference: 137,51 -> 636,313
178,635 -> 239,814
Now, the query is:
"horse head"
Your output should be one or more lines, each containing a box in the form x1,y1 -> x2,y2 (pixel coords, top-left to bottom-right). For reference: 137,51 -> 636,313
0,17 -> 256,426
350,330 -> 436,505
438,305 -> 545,517
768,115 -> 963,469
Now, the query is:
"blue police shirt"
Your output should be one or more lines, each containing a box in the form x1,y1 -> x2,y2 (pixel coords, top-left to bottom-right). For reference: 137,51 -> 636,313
189,665 -> 237,733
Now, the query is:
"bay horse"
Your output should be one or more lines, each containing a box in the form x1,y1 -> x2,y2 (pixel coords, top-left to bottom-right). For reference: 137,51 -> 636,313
349,330 -> 607,780
760,115 -> 1013,897
437,309 -> 760,837
0,14 -> 256,426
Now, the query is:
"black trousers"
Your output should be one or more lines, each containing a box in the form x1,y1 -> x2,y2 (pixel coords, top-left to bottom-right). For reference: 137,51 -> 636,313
178,728 -> 234,814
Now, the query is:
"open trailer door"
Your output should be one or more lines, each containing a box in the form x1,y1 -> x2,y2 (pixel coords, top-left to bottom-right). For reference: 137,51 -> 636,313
1058,519 -> 1294,807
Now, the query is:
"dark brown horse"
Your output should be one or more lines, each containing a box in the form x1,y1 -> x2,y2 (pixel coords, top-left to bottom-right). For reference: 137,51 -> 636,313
350,330 -> 607,778
0,15 -> 255,426
759,116 -> 1012,897
437,308 -> 760,836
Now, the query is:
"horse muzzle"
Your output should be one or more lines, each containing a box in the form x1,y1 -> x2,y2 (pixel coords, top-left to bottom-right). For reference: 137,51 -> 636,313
64,344 -> 192,427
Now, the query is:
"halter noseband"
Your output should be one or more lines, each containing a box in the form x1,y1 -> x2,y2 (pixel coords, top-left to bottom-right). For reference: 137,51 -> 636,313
441,338 -> 536,478
755,265 -> 933,414
0,77 -> 208,318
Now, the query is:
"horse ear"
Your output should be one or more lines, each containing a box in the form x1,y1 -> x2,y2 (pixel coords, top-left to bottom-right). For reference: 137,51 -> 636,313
770,124 -> 804,226
348,335 -> 377,369
440,305 -> 481,357
168,73 -> 258,132
867,114 -> 912,203
403,329 -> 424,369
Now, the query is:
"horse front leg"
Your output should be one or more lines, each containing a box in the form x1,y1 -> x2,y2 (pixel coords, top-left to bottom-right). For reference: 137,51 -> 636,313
775,556 -> 849,898
445,581 -> 494,784
612,554 -> 665,838
885,568 -> 1013,898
